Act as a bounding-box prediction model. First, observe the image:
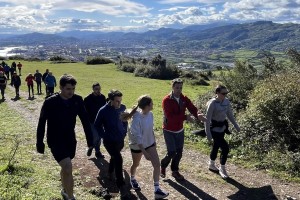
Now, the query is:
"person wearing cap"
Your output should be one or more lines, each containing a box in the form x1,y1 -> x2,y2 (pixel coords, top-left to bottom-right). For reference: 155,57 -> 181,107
160,78 -> 207,181
205,85 -> 240,179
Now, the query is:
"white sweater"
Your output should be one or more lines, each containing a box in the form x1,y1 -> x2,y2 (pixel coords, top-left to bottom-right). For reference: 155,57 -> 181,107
128,110 -> 156,150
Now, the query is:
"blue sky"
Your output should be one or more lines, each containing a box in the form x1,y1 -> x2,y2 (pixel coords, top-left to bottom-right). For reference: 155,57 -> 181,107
0,0 -> 300,34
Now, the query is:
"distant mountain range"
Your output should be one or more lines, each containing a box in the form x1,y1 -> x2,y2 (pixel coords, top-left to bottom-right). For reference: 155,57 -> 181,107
1,21 -> 299,51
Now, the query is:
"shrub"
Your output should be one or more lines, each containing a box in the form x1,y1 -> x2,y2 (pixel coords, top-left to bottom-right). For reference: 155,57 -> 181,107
134,64 -> 179,80
8,55 -> 24,60
117,63 -> 136,73
85,56 -> 113,65
233,71 -> 300,176
50,56 -> 66,61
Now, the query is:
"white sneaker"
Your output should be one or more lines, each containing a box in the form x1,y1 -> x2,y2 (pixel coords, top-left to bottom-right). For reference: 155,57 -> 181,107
219,165 -> 229,179
208,160 -> 219,172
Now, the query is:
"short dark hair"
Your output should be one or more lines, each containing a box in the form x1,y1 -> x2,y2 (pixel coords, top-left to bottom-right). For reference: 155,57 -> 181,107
92,82 -> 100,89
215,85 -> 227,94
172,78 -> 183,87
108,89 -> 122,101
59,74 -> 77,87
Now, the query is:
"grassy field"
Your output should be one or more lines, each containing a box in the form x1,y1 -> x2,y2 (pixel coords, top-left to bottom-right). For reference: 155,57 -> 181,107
16,60 -> 213,129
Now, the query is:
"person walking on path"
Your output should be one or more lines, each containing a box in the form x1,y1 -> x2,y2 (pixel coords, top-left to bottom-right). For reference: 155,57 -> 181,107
84,82 -> 107,159
17,62 -> 22,76
0,71 -> 7,100
45,72 -> 57,96
160,78 -> 206,181
122,95 -> 169,199
34,70 -> 43,94
36,74 -> 94,200
205,85 -> 240,179
42,69 -> 49,95
3,64 -> 10,80
11,72 -> 21,99
94,89 -> 129,199
25,73 -> 35,99
10,62 -> 16,85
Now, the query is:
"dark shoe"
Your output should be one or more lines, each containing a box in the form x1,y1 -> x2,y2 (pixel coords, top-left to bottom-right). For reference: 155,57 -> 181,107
87,147 -> 93,156
130,179 -> 141,190
101,188 -> 112,199
172,171 -> 184,181
160,167 -> 166,178
61,189 -> 69,200
154,188 -> 169,199
95,151 -> 105,159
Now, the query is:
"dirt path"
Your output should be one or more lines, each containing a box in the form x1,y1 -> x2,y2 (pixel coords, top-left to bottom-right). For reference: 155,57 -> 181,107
2,86 -> 300,200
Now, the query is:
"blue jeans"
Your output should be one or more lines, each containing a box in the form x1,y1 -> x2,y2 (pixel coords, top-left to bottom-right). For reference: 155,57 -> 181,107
91,123 -> 101,153
161,129 -> 184,171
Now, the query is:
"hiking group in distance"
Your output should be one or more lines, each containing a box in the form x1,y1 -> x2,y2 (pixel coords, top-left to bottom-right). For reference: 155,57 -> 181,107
35,72 -> 239,200
0,60 -> 57,101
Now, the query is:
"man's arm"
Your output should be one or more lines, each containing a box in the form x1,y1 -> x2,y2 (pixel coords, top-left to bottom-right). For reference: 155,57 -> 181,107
36,101 -> 49,153
205,101 -> 214,142
77,97 -> 93,147
94,108 -> 105,138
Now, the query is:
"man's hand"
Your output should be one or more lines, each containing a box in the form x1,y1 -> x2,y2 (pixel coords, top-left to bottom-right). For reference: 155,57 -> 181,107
197,113 -> 207,122
36,143 -> 45,154
186,114 -> 195,123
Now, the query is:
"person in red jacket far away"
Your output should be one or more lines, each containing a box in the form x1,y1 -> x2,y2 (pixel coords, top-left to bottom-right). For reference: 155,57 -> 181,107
25,73 -> 34,99
17,62 -> 22,76
160,78 -> 207,181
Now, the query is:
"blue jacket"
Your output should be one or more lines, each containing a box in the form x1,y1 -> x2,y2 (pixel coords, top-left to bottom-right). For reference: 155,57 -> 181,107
45,75 -> 56,87
94,102 -> 128,142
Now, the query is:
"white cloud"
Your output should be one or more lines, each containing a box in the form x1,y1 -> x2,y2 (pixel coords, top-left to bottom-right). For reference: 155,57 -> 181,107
130,19 -> 148,24
159,6 -> 188,12
158,0 -> 230,4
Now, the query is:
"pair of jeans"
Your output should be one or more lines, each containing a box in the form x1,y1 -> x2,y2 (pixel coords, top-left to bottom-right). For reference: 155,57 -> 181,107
36,81 -> 42,94
103,140 -> 125,188
161,129 -> 184,172
210,131 -> 229,165
28,85 -> 34,96
90,123 -> 101,153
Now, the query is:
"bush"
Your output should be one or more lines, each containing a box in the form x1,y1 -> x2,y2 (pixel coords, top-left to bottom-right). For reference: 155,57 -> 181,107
50,56 -> 65,61
233,71 -> 300,176
85,56 -> 113,65
188,78 -> 210,86
8,55 -> 24,60
118,63 -> 136,73
134,64 -> 179,80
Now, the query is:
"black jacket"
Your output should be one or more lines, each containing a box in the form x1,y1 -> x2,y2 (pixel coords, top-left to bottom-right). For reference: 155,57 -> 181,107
84,93 -> 106,123
37,93 -> 93,148
12,75 -> 21,87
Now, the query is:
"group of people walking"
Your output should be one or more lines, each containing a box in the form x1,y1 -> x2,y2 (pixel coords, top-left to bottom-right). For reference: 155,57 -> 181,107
36,74 -> 240,200
0,61 -> 57,100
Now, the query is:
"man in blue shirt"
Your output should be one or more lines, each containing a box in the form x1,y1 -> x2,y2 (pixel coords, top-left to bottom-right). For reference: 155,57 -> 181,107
94,89 -> 129,199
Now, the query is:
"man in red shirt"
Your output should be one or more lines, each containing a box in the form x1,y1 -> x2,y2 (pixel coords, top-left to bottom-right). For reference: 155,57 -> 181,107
25,73 -> 35,99
17,62 -> 22,76
160,78 -> 206,180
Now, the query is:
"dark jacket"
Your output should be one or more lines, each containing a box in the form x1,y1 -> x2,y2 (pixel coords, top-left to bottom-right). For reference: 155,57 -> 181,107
12,75 -> 21,87
84,93 -> 107,123
94,103 -> 128,142
37,93 -> 93,148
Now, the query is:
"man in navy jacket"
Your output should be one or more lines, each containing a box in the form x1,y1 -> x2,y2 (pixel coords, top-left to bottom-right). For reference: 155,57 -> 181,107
94,89 -> 129,198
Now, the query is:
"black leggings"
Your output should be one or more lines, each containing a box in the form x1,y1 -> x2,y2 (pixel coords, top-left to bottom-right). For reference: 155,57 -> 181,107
28,84 -> 34,96
210,131 -> 229,165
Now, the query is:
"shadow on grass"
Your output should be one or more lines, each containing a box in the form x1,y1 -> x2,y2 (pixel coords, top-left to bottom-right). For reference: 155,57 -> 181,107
226,178 -> 278,200
164,178 -> 217,200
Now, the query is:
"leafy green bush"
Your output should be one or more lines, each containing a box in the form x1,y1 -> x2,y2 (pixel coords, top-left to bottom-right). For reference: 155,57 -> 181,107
85,56 -> 113,65
117,63 -> 136,73
134,64 -> 179,80
233,71 -> 300,176
8,55 -> 24,60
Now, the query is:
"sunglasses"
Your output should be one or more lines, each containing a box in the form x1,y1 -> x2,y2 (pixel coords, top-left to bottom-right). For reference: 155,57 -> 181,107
220,92 -> 228,95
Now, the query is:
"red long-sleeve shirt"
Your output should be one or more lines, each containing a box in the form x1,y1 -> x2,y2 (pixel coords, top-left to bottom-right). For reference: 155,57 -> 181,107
162,92 -> 198,132
25,75 -> 34,86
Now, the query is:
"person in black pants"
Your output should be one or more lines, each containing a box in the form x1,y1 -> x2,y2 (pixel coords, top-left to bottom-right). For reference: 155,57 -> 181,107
36,74 -> 93,200
42,69 -> 49,95
34,70 -> 43,94
94,89 -> 129,199
84,82 -> 107,159
11,72 -> 21,99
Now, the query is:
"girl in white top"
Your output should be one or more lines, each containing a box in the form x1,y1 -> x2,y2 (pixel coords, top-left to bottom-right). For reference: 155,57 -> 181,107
122,95 -> 169,199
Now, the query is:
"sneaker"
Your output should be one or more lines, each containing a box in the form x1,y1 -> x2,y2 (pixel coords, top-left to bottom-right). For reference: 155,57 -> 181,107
208,160 -> 219,172
130,179 -> 141,190
119,185 -> 129,198
95,151 -> 105,159
160,167 -> 166,178
154,188 -> 169,199
219,165 -> 229,179
172,171 -> 184,181
101,188 -> 112,199
87,147 -> 93,156
61,189 -> 69,200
